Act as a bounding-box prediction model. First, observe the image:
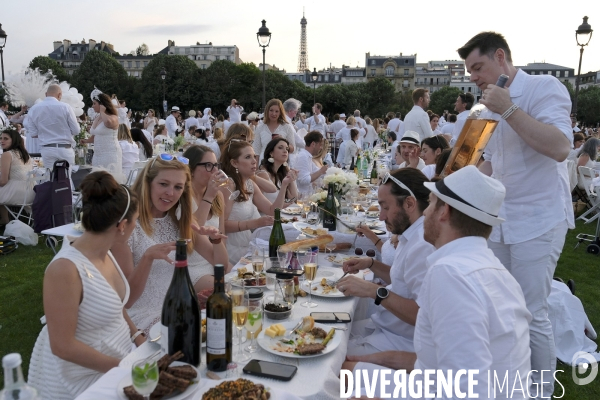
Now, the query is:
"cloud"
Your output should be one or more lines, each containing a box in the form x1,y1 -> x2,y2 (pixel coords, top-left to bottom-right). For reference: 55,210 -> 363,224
130,24 -> 212,36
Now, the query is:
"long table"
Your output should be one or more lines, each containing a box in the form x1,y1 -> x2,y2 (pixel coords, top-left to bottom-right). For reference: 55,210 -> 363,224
76,254 -> 372,400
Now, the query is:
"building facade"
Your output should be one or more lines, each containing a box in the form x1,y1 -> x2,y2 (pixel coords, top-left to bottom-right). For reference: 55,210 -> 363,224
158,40 -> 241,69
516,62 -> 576,86
365,52 -> 416,92
415,63 -> 451,93
114,55 -> 154,78
428,60 -> 465,76
577,70 -> 600,89
450,76 -> 482,101
49,39 -> 116,75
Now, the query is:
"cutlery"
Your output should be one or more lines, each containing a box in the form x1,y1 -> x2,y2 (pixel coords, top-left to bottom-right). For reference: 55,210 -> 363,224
328,271 -> 349,287
284,320 -> 304,339
351,222 -> 363,249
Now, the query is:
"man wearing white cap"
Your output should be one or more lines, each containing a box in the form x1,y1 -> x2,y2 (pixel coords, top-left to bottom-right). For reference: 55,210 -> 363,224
394,131 -> 425,170
343,166 -> 532,398
165,106 -> 181,138
458,31 -> 573,396
330,113 -> 346,136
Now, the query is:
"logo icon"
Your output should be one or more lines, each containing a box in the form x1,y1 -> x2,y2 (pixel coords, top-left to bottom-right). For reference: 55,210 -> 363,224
572,351 -> 598,385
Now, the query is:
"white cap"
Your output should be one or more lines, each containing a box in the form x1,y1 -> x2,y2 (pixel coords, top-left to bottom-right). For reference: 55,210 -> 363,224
3,353 -> 22,369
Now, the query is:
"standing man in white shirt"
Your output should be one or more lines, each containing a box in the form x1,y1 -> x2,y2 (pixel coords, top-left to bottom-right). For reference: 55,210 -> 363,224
330,113 -> 346,136
0,102 -> 9,127
305,103 -> 326,136
353,110 -> 367,131
450,92 -> 474,145
459,31 -> 573,397
403,89 -> 433,142
439,113 -> 456,142
226,99 -> 243,123
295,131 -> 328,194
165,106 -> 181,138
185,110 -> 199,131
24,84 -> 79,170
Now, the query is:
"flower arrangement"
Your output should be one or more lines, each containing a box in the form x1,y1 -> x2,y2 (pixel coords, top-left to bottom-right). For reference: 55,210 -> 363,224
321,167 -> 359,196
173,135 -> 186,150
309,191 -> 340,207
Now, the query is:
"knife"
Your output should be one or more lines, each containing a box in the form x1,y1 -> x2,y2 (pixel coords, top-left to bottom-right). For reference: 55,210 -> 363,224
317,206 -> 354,230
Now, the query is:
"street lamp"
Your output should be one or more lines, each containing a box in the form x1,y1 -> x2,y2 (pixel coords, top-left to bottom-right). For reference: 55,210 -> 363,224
573,16 -> 593,116
0,24 -> 7,83
257,20 -> 272,111
160,67 -> 166,118
311,68 -> 318,105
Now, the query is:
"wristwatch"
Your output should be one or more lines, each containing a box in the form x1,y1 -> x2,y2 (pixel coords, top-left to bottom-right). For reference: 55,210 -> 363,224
374,287 -> 389,306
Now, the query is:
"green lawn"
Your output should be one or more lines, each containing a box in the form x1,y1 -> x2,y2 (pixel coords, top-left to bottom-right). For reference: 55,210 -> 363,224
1,222 -> 599,397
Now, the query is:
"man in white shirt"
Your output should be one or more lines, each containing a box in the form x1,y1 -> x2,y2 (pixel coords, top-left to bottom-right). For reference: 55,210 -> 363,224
439,113 -> 456,142
330,113 -> 346,136
185,110 -> 199,131
338,169 -> 435,356
343,166 -> 532,399
24,84 -> 79,170
353,109 -> 367,132
305,103 -> 326,136
395,131 -> 426,170
282,98 -> 301,126
165,106 -> 181,138
459,31 -> 573,397
387,112 -> 404,136
226,99 -> 243,123
450,92 -> 474,146
404,89 -> 433,142
295,131 -> 328,194
0,102 -> 9,127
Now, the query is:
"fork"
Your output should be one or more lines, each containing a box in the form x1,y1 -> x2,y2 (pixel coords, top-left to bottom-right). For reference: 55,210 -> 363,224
327,271 -> 349,287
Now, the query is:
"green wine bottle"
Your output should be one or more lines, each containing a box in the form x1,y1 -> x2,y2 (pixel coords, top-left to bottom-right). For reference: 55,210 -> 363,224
370,160 -> 379,185
349,156 -> 355,172
206,265 -> 232,372
269,208 -> 286,258
323,183 -> 337,231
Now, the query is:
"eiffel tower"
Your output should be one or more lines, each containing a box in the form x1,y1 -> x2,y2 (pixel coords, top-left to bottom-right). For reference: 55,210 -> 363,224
297,9 -> 309,72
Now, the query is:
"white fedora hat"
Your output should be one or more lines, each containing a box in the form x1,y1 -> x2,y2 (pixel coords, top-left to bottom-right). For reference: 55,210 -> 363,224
424,165 -> 505,226
171,106 -> 180,112
339,113 -> 346,118
399,131 -> 420,146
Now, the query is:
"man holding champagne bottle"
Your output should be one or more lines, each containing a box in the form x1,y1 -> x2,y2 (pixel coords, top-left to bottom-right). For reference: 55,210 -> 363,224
458,31 -> 573,397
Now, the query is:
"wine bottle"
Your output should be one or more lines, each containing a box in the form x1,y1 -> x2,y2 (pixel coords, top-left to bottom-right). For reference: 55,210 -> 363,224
1,353 -> 39,400
370,161 -> 379,185
354,154 -> 360,176
349,156 -> 355,172
161,239 -> 201,367
323,182 -> 337,231
206,264 -> 232,372
269,208 -> 286,258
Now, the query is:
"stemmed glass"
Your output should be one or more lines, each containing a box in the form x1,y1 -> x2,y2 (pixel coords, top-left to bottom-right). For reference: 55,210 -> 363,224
298,247 -> 318,308
232,288 -> 250,362
325,242 -> 336,255
251,247 -> 265,286
306,204 -> 320,227
245,297 -> 263,353
131,359 -> 159,400
215,170 -> 240,200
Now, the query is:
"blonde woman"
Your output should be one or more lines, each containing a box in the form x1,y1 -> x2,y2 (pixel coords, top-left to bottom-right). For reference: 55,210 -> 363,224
117,124 -> 140,175
253,99 -> 296,162
144,109 -> 158,132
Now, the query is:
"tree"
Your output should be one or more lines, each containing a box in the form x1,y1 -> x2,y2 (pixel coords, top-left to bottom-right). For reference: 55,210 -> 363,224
28,56 -> 70,83
577,86 -> 600,126
364,78 -> 396,118
428,86 -> 461,116
71,50 -> 129,106
136,44 -> 150,56
562,80 -> 575,106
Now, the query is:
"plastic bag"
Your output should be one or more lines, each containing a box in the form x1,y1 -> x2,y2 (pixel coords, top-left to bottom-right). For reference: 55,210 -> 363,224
5,220 -> 39,246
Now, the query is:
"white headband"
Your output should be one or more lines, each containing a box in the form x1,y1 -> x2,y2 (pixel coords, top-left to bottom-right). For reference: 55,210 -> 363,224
118,185 -> 131,223
90,86 -> 103,102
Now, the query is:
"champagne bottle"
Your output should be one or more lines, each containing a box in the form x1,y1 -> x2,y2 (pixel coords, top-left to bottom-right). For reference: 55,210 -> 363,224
323,182 -> 337,231
269,208 -> 286,258
349,156 -> 355,172
206,264 -> 232,372
161,239 -> 201,367
370,160 -> 379,185
354,154 -> 360,176
1,354 -> 39,400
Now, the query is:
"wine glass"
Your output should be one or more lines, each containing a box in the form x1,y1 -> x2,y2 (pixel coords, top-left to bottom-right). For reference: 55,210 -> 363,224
232,289 -> 250,362
298,247 -> 318,308
215,170 -> 240,200
251,247 -> 265,286
325,242 -> 336,255
306,204 -> 320,227
245,297 -> 263,353
131,359 -> 159,400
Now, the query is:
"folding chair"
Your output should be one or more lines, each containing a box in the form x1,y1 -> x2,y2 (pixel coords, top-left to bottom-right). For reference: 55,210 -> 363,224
4,170 -> 47,226
125,160 -> 148,186
576,166 -> 600,224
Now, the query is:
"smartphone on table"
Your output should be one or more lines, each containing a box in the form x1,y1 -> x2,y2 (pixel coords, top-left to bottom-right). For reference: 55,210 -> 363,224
243,359 -> 298,381
310,312 -> 352,323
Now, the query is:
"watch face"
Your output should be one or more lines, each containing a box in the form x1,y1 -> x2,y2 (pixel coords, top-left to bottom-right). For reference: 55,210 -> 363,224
377,287 -> 388,298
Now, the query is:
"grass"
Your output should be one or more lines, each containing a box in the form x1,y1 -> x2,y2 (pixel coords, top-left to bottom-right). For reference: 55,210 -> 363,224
1,222 -> 600,397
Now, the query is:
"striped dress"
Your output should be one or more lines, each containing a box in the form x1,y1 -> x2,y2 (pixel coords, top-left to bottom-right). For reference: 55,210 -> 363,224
28,238 -> 132,399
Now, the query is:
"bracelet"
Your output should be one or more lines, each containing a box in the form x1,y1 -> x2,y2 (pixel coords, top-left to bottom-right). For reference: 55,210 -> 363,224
202,199 -> 213,205
209,235 -> 222,244
501,104 -> 519,120
130,330 -> 145,343
369,258 -> 375,268
374,238 -> 382,247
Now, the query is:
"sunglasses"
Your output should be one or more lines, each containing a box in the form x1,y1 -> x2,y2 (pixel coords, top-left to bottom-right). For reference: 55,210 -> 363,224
150,153 -> 189,169
196,161 -> 221,172
382,172 -> 416,199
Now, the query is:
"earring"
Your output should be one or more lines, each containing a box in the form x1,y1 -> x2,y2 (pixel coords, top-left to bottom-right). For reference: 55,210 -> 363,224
120,230 -> 125,236
283,162 -> 288,167
268,157 -> 274,163
175,202 -> 182,220
236,168 -> 239,174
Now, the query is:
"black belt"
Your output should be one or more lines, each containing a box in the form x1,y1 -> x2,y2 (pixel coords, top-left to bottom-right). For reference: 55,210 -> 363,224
43,144 -> 72,148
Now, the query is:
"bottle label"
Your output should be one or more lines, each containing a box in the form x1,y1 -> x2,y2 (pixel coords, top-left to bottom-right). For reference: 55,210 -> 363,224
206,318 -> 226,355
174,261 -> 188,268
160,323 -> 169,354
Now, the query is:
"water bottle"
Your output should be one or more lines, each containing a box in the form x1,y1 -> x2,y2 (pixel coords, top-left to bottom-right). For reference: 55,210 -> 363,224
1,353 -> 39,400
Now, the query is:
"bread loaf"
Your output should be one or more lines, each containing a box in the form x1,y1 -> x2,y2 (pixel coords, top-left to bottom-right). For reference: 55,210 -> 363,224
279,234 -> 334,252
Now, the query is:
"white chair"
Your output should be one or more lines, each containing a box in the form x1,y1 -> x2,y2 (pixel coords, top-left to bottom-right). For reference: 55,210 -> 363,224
576,166 -> 600,223
125,160 -> 147,186
4,170 -> 47,226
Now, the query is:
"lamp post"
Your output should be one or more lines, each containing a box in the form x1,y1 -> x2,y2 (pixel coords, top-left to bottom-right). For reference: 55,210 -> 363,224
311,68 -> 318,105
573,16 -> 593,116
0,24 -> 7,83
257,20 -> 272,111
160,67 -> 166,118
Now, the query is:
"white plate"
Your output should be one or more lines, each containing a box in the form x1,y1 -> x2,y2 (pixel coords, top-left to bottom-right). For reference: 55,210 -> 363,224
226,268 -> 267,288
325,254 -> 360,266
282,206 -> 302,215
257,320 -> 343,358
116,361 -> 200,400
292,222 -> 321,237
304,279 -> 346,298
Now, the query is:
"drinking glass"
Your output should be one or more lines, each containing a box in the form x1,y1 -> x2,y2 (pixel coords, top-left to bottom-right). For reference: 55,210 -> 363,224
325,242 -> 336,255
298,247 -> 318,308
232,289 -> 250,362
306,204 -> 320,227
251,247 -> 265,286
131,359 -> 159,399
215,170 -> 240,200
245,298 -> 263,353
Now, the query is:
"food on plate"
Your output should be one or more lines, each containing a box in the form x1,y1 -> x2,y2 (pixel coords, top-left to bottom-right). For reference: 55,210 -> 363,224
201,378 -> 270,400
326,254 -> 360,264
167,365 -> 197,380
318,242 -> 351,252
300,227 -> 328,236
282,206 -> 302,214
270,325 -> 336,356
310,327 -> 327,339
296,343 -> 326,355
281,216 -> 299,224
279,234 -> 334,253
300,316 -> 314,333
265,323 -> 287,337
319,278 -> 338,294
234,268 -> 266,286
236,267 -> 248,278
367,205 -> 379,212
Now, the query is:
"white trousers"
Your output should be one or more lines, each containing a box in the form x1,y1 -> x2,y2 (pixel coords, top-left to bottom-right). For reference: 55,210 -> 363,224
40,147 -> 75,173
488,220 -> 569,398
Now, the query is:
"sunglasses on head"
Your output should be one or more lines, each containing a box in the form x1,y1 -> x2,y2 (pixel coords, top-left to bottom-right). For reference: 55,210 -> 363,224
227,138 -> 253,153
382,172 -> 416,199
150,153 -> 189,169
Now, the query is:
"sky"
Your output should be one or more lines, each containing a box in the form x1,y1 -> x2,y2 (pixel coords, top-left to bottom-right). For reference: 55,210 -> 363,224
1,0 -> 598,78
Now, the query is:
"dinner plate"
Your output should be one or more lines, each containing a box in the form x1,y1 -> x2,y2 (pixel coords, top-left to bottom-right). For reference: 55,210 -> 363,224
304,279 -> 346,298
281,206 -> 302,215
225,268 -> 267,288
149,310 -> 207,348
116,361 -> 200,400
257,320 -> 343,358
325,254 -> 360,266
292,222 -> 324,237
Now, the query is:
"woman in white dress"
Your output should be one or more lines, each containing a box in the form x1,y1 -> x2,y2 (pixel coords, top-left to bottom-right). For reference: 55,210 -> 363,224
577,138 -> 600,169
112,155 -> 228,333
220,140 -> 297,264
0,128 -> 34,225
144,109 -> 158,133
153,125 -> 169,145
117,124 -> 139,176
80,92 -> 123,180
364,117 -> 379,148
28,172 -> 143,399
253,99 -> 296,163
419,135 -> 449,180
130,128 -> 153,162
256,138 -> 298,204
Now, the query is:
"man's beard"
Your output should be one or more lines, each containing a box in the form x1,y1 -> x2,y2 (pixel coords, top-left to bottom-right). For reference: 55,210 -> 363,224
423,213 -> 439,246
388,208 -> 411,235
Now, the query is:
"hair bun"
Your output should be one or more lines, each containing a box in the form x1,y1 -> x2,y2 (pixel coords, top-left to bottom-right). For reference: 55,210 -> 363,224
80,171 -> 119,202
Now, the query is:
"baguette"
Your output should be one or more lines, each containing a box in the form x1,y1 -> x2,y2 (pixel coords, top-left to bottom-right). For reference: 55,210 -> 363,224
279,234 -> 334,252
